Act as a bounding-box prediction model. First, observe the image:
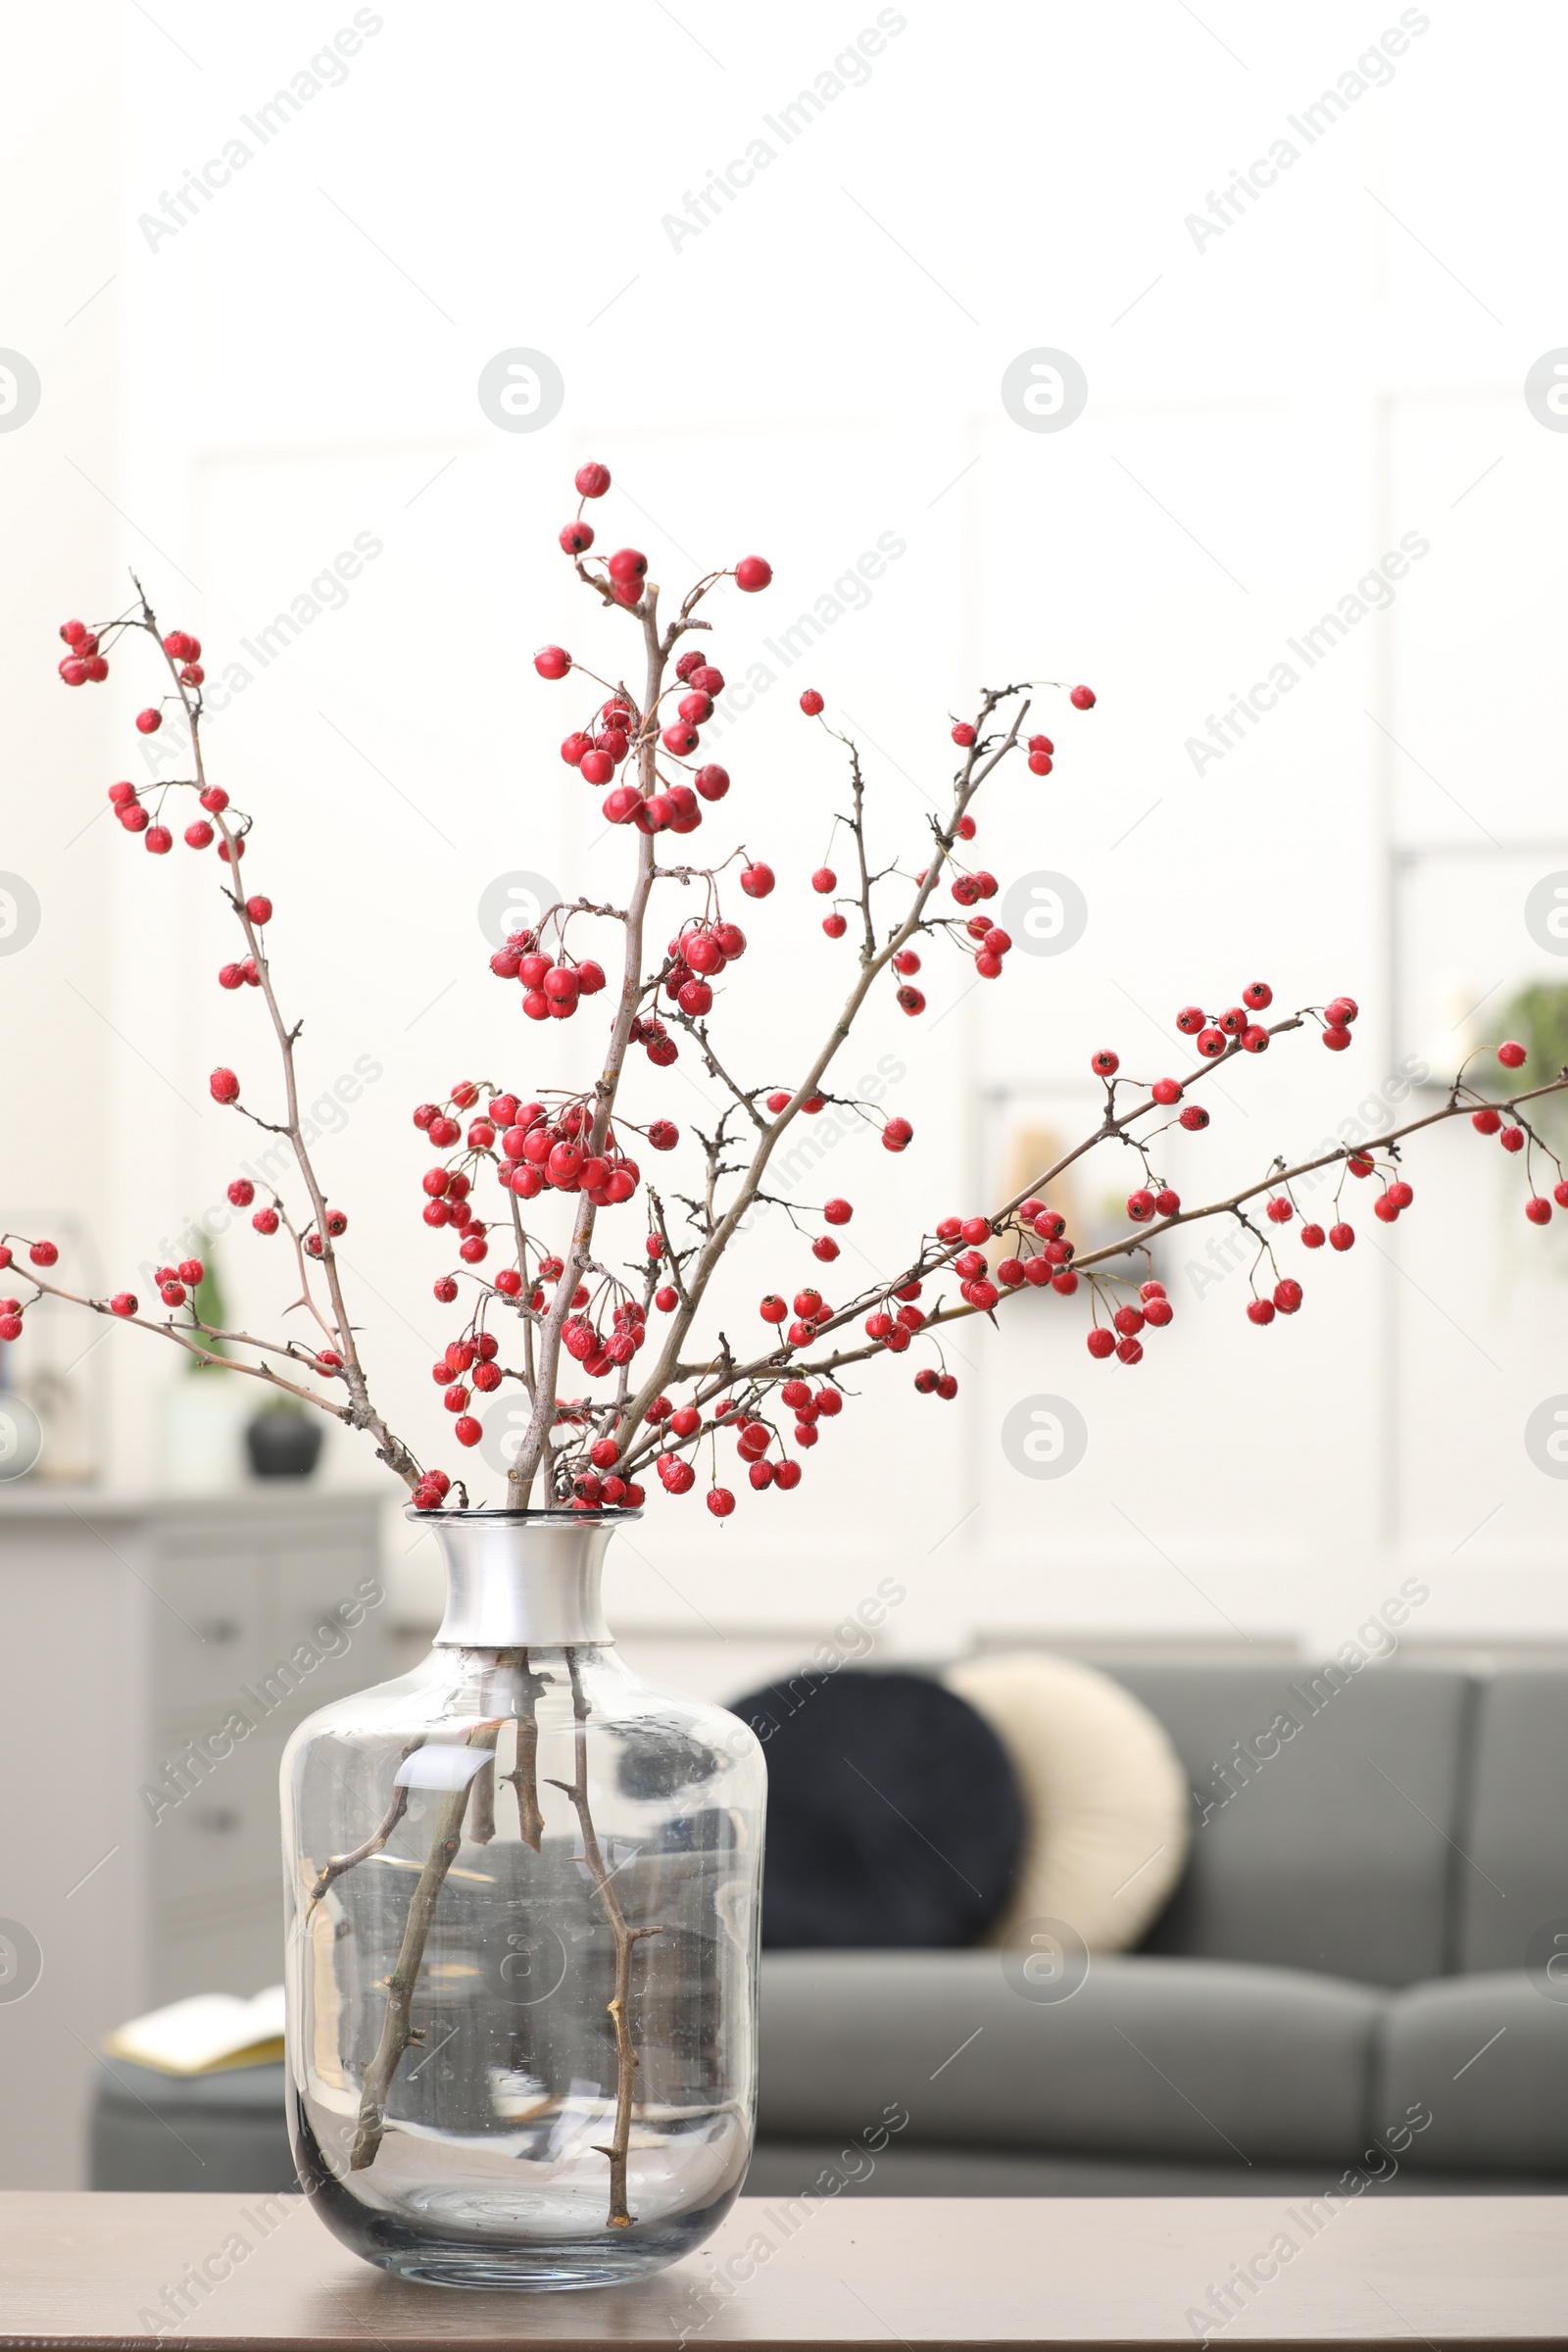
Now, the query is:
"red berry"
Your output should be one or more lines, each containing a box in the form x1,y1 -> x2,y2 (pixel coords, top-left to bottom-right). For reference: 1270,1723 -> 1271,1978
454,1416 -> 482,1448
199,785 -> 228,812
1266,1198 -> 1294,1224
741,862 -> 775,899
1498,1041 -> 1528,1070
1242,981 -> 1273,1010
1471,1106 -> 1502,1135
1501,1127 -> 1526,1153
1143,1297 -> 1173,1327
1273,1278 -> 1303,1314
1176,1005 -> 1207,1035
1069,685 -> 1096,710
1300,1222 -> 1326,1249
952,722 -> 976,747
607,547 -> 648,583
1195,1027 -> 1226,1059
810,866 -> 836,895
575,461 -> 611,499
1322,1025 -> 1352,1053
1241,1025 -> 1270,1054
135,708 -> 162,734
1113,1304 -> 1145,1337
695,762 -> 730,802
120,804 -> 149,834
1179,1104 -> 1210,1132
560,520 -> 594,555
110,1292 -> 137,1317
1154,1187 -> 1181,1216
1152,1077 -> 1183,1104
245,895 -> 272,926
1087,1327 -> 1116,1359
210,1067 -> 239,1103
1326,996 -> 1359,1027
184,819 -> 214,850
882,1117 -> 913,1152
760,1294 -> 787,1324
800,689 -> 824,716
735,556 -> 772,592
144,824 -> 172,855
1387,1180 -> 1413,1210
1091,1049 -> 1119,1078
1329,1222 -> 1355,1251
823,912 -> 848,938
1247,1298 -> 1275,1326
534,645 -> 571,680
1526,1196 -> 1553,1225
1027,751 -> 1053,776
28,1240 -> 58,1268
1126,1189 -> 1155,1223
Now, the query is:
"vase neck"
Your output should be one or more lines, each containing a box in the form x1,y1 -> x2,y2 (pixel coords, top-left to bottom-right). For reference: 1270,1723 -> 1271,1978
421,1514 -> 617,1648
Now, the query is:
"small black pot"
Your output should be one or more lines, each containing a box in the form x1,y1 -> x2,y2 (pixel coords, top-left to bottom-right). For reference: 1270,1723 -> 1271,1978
245,1412 -> 324,1480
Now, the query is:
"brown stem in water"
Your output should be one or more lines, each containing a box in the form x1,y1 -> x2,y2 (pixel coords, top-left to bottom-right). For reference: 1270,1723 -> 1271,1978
545,1649 -> 662,2228
500,1648 -> 549,1851
349,1722 -> 500,2171
305,1737 -> 425,1919
469,1757 -> 497,1845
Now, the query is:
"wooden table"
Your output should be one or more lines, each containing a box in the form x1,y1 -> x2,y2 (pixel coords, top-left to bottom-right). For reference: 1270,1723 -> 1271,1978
2,2193 -> 1564,2348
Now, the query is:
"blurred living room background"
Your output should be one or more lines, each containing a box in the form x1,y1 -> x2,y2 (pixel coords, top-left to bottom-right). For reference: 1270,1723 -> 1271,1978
5,0 -> 1568,2196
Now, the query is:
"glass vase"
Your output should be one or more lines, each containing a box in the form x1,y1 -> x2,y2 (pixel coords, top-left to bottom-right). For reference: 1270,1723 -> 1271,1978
281,1508 -> 765,2290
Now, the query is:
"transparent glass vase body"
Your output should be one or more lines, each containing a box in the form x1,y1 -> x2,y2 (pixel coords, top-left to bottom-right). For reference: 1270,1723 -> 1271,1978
281,1511 -> 765,2290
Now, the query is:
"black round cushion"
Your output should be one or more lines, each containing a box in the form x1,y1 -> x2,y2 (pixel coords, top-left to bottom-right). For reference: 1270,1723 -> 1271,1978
732,1669 -> 1025,1949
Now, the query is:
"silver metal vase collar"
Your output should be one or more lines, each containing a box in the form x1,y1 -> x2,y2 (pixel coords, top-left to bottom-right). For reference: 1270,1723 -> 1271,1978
415,1510 -> 621,1648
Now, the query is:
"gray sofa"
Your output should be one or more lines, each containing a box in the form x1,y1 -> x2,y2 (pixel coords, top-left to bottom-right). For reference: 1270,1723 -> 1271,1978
92,1661 -> 1568,2195
750,1659 -> 1568,2195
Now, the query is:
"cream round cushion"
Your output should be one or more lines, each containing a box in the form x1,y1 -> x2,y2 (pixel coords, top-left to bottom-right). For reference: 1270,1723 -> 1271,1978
945,1652 -> 1190,1950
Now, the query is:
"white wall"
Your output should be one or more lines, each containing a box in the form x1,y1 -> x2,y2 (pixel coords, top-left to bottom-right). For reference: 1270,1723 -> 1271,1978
6,1 -> 1568,1675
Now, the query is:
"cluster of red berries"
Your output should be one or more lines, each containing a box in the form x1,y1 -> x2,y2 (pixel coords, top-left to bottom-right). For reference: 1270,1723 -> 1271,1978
106,778 -> 246,871
661,916 -> 749,1018
56,619 -> 110,686
1170,979 -> 1290,1060
535,460 -> 769,840
0,1239 -> 54,1341
1086,1280 -> 1173,1365
489,931 -> 609,1023
1467,1043 -> 1567,1218
645,1382 -> 829,1514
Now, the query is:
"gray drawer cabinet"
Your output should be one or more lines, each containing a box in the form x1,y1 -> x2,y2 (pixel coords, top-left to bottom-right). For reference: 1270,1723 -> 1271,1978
0,1489 -> 390,2187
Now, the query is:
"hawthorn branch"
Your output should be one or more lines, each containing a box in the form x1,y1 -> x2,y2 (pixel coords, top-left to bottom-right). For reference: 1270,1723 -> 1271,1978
616,1068 -> 1568,1474
612,688 -> 1032,1455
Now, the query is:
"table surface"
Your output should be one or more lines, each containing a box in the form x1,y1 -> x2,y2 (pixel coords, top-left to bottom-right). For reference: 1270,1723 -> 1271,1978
3,2193 -> 1565,2350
